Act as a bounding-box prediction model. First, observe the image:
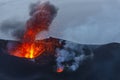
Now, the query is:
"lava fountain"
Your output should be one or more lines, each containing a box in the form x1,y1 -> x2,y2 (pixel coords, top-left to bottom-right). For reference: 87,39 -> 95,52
9,1 -> 59,59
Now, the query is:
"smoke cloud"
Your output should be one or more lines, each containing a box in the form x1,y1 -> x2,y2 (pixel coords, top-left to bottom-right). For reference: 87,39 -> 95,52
56,41 -> 93,71
25,1 -> 57,41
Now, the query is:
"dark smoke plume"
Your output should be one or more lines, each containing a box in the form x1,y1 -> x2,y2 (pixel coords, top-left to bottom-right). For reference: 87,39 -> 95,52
29,1 -> 57,17
23,1 -> 58,41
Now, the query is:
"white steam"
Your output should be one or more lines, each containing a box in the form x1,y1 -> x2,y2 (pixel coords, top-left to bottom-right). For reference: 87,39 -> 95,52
56,41 -> 93,71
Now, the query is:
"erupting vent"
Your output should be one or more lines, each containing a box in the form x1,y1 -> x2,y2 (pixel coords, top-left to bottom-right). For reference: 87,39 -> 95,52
8,1 -> 59,59
7,1 -> 93,73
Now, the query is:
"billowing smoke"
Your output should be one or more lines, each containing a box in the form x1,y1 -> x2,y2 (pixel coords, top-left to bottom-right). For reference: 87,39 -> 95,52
23,1 -> 57,41
56,41 -> 94,72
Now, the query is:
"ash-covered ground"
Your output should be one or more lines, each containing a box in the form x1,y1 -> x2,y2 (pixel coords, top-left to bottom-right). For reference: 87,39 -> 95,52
0,38 -> 120,80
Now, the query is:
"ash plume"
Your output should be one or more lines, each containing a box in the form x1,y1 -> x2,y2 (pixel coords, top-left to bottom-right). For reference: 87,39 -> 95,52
29,1 -> 57,18
23,1 -> 58,41
0,1 -> 58,40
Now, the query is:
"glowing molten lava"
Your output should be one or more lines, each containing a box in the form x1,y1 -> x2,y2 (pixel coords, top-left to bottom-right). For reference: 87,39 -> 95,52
9,2 -> 58,59
12,42 -> 45,59
57,67 -> 64,73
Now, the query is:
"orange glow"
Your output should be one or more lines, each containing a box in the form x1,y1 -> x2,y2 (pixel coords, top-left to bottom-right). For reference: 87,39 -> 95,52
10,38 -> 61,59
9,2 -> 60,59
22,43 -> 44,59
11,42 -> 45,59
57,67 -> 64,73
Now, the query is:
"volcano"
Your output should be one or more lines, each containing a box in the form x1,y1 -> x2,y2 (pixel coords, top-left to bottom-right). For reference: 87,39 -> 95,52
0,1 -> 120,80
0,38 -> 120,80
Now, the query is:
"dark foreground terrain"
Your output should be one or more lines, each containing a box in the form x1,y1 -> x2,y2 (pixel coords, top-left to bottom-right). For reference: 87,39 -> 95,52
0,38 -> 120,80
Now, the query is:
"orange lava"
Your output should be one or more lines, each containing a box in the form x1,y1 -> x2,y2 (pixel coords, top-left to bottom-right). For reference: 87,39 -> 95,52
57,67 -> 64,73
11,42 -> 45,59
11,38 -> 61,59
